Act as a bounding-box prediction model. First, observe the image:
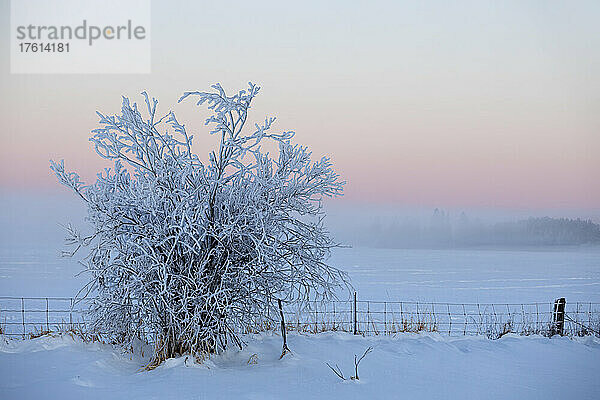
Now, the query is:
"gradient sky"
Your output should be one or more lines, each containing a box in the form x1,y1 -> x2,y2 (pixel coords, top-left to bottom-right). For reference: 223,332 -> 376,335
0,0 -> 598,212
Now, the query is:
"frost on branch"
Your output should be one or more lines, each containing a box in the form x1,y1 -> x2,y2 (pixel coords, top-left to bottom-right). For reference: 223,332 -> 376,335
51,82 -> 348,366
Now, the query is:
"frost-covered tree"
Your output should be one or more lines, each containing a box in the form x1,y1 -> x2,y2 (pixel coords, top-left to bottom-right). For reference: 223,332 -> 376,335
51,82 -> 348,366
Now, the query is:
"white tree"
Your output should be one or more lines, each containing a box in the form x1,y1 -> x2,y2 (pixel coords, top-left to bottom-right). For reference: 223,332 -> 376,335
51,82 -> 348,366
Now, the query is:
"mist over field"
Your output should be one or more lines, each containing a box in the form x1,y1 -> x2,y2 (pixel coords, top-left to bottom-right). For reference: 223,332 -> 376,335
2,191 -> 599,303
3,191 -> 598,255
326,204 -> 600,249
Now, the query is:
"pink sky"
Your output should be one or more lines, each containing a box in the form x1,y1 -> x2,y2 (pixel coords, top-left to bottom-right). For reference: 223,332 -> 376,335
1,1 -> 598,211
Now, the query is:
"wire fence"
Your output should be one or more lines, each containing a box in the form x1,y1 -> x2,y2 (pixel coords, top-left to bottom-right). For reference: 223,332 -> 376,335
282,297 -> 600,338
0,297 -> 86,337
1,295 -> 599,340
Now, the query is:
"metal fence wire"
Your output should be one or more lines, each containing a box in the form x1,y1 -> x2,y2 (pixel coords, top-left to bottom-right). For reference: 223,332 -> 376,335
1,295 -> 599,339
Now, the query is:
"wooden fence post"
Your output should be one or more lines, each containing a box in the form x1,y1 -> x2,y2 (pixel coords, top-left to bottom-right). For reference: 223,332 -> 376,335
314,302 -> 318,334
552,298 -> 566,336
332,302 -> 336,331
21,298 -> 25,335
400,302 -> 403,330
353,292 -> 357,335
46,298 -> 49,332
447,304 -> 451,335
69,298 -> 73,330
462,304 -> 467,335
278,299 -> 290,359
384,301 -> 387,335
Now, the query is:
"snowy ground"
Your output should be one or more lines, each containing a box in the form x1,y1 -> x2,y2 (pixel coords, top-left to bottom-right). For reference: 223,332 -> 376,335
1,331 -> 599,400
2,243 -> 599,304
1,193 -> 599,398
330,246 -> 600,303
2,245 -> 599,399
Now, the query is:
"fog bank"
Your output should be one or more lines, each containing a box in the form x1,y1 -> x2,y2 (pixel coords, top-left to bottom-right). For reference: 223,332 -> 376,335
325,204 -> 600,249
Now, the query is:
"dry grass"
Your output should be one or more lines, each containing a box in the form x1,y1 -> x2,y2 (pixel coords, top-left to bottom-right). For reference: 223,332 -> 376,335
386,318 -> 438,334
28,326 -> 52,339
141,333 -> 223,371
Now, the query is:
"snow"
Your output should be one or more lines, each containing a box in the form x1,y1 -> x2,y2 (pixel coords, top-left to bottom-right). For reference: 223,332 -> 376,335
330,246 -> 600,303
2,239 -> 599,305
2,193 -> 599,398
1,331 -> 599,399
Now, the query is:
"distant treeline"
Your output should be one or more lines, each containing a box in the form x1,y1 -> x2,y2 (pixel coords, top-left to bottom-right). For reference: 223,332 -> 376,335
354,211 -> 600,248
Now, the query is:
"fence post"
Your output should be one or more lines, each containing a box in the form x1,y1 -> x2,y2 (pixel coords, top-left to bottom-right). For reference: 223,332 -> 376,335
521,304 -> 526,334
552,298 -> 566,336
400,302 -> 403,330
277,299 -> 290,359
462,304 -> 466,335
384,301 -> 387,335
69,298 -> 73,330
589,303 -> 592,334
46,298 -> 49,332
314,302 -> 318,334
477,303 -> 481,333
492,304 -> 497,335
21,298 -> 25,336
332,302 -> 336,331
367,301 -> 371,334
353,292 -> 357,335
447,304 -> 451,335
535,303 -> 539,333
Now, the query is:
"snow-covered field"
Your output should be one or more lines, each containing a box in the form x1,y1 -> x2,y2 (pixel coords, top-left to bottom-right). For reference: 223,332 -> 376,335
1,331 -> 599,400
2,241 -> 599,304
1,245 -> 599,399
1,194 -> 599,399
331,246 -> 600,303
